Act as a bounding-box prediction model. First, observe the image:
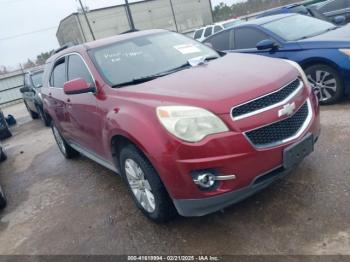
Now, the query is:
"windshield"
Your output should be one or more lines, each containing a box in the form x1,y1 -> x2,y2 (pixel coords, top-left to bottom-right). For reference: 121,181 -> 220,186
91,32 -> 219,87
263,14 -> 335,41
31,72 -> 43,88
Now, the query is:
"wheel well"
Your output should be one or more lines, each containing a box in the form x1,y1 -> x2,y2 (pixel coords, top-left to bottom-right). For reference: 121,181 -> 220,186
111,135 -> 136,167
300,59 -> 338,72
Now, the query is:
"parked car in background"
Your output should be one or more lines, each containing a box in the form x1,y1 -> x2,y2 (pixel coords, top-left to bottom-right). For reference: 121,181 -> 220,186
313,0 -> 350,23
193,18 -> 242,42
257,2 -> 346,25
20,70 -> 50,126
0,109 -> 12,140
42,30 -> 320,222
204,13 -> 350,104
0,144 -> 7,209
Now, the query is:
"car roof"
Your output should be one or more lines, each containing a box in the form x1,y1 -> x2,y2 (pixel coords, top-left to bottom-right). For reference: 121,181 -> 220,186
47,29 -> 167,63
239,13 -> 297,26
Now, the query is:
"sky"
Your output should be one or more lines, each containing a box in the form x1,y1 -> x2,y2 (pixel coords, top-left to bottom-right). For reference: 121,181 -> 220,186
0,0 -> 241,68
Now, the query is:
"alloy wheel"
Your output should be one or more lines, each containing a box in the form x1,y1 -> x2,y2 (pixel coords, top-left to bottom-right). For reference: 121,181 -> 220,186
307,70 -> 337,102
124,158 -> 156,213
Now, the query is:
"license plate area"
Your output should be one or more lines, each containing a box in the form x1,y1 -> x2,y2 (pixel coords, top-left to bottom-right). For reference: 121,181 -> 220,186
283,134 -> 314,170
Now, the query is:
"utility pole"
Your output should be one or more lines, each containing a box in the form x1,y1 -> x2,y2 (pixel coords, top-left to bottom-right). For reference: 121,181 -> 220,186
169,0 -> 178,32
125,0 -> 136,30
77,0 -> 96,40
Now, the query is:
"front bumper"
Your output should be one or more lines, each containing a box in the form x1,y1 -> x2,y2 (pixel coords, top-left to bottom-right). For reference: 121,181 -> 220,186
173,165 -> 290,217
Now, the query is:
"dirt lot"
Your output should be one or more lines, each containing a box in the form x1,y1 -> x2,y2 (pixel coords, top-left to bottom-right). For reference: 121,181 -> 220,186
0,102 -> 349,255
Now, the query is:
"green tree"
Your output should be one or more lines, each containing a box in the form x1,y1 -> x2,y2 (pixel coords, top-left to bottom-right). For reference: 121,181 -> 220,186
213,3 -> 233,22
36,50 -> 54,65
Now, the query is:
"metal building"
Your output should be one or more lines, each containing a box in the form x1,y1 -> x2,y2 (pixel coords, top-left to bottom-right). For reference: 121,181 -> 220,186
56,0 -> 214,45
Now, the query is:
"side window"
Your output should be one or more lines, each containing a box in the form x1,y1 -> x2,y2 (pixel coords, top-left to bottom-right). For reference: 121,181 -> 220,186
194,29 -> 204,40
214,25 -> 223,34
206,30 -> 231,51
204,26 -> 213,38
67,54 -> 93,84
235,27 -> 269,50
50,58 -> 66,88
319,0 -> 345,12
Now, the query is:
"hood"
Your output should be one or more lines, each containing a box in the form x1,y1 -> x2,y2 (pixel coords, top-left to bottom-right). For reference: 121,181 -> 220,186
297,24 -> 350,49
115,53 -> 298,114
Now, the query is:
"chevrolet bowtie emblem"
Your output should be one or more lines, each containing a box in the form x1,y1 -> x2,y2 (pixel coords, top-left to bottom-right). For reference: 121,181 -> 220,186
278,102 -> 296,117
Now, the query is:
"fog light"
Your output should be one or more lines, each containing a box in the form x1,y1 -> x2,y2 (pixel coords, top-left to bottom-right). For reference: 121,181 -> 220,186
194,173 -> 216,189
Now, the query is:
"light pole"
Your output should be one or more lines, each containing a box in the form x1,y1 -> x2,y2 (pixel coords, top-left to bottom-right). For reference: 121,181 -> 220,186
125,0 -> 136,30
169,0 -> 178,32
77,0 -> 96,40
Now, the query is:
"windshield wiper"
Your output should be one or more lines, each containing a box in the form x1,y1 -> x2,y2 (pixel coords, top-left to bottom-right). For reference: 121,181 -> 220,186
112,56 -> 220,88
113,63 -> 191,88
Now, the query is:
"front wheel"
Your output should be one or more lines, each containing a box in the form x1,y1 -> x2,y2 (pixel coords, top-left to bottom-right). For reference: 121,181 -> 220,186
305,64 -> 343,105
24,101 -> 39,119
119,145 -> 177,222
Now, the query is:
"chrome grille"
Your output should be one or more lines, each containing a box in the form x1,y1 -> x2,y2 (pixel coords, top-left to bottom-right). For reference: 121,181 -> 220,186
232,79 -> 302,119
245,101 -> 309,148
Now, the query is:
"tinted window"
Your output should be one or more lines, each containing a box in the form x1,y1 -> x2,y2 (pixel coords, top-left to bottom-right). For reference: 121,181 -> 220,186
214,25 -> 222,33
205,30 -> 231,51
319,0 -> 346,12
194,29 -> 204,39
235,27 -> 269,49
204,26 -> 213,37
50,59 -> 66,88
68,55 -> 93,84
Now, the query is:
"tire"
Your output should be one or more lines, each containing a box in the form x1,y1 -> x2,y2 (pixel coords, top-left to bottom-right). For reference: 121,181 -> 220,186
0,185 -> 7,210
119,144 -> 177,222
0,147 -> 7,162
0,127 -> 11,140
304,64 -> 344,105
51,123 -> 79,159
24,101 -> 39,119
36,105 -> 50,127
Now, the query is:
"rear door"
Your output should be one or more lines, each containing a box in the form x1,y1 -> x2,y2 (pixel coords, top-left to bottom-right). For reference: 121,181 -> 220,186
65,53 -> 103,156
46,57 -> 71,138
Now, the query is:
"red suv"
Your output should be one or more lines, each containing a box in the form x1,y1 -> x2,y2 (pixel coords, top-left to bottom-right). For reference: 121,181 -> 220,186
42,30 -> 320,222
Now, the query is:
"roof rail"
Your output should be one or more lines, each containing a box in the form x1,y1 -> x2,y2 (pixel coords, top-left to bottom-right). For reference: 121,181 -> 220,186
53,42 -> 75,54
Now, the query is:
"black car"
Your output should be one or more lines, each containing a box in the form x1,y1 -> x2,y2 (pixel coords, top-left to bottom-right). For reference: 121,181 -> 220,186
313,0 -> 350,23
20,70 -> 50,126
257,2 -> 347,25
0,145 -> 7,209
0,109 -> 12,140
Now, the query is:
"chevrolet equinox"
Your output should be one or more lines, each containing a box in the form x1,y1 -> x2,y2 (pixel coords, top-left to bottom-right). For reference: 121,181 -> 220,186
41,30 -> 320,222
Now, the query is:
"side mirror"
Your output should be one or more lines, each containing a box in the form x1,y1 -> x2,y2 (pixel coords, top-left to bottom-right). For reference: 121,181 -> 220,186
256,39 -> 278,51
20,86 -> 30,93
333,15 -> 346,25
64,78 -> 95,95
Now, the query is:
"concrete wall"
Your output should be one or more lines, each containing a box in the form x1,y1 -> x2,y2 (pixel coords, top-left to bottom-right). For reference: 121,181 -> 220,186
0,71 -> 24,107
57,0 -> 213,45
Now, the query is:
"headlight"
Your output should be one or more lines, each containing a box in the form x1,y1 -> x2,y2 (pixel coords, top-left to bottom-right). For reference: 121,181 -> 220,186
156,106 -> 229,142
340,49 -> 350,57
284,59 -> 309,85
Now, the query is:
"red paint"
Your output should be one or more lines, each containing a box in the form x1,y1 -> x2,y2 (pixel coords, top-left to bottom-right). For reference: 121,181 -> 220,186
41,30 -> 320,200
